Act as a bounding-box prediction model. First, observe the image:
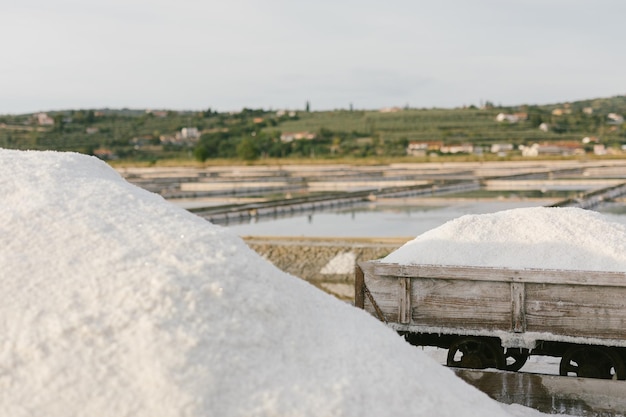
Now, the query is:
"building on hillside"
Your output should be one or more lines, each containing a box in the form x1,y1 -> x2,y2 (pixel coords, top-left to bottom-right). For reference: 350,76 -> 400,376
495,113 -> 527,123
180,127 -> 200,140
93,148 -> 117,160
551,108 -> 572,116
594,144 -> 607,155
276,110 -> 297,118
159,127 -> 201,146
490,143 -> 514,154
554,141 -> 585,155
406,141 -> 442,156
538,122 -> 550,132
582,136 -> 599,144
520,144 -> 539,157
379,107 -> 402,113
440,143 -> 474,154
146,109 -> 168,118
36,113 -> 54,126
607,113 -> 624,124
280,131 -> 317,143
520,142 -> 584,157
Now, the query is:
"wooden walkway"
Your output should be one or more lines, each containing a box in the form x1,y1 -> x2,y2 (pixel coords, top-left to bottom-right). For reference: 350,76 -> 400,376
550,182 -> 626,209
189,180 -> 479,224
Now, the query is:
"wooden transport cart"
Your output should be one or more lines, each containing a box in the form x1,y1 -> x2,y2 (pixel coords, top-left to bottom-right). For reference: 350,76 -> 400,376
355,260 -> 626,379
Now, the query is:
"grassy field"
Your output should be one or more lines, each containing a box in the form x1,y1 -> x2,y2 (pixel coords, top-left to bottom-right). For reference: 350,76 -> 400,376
270,107 -> 604,145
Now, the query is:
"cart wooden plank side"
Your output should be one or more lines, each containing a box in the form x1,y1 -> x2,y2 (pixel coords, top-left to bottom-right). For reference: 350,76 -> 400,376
355,260 -> 626,380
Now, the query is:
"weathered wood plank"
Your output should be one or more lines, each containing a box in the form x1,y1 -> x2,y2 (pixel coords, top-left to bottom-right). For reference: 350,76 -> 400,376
409,280 -> 511,330
399,277 -> 411,324
362,274 -> 400,323
360,261 -> 626,288
526,304 -> 626,339
511,282 -> 526,333
526,283 -> 626,307
354,263 -> 365,308
525,283 -> 626,339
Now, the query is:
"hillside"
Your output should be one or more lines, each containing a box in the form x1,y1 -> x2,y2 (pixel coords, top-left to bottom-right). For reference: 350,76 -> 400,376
271,96 -> 626,150
1,96 -> 625,163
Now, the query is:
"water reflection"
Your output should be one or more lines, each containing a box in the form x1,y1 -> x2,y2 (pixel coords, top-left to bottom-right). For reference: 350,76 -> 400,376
218,200 -> 626,238
223,200 -> 549,238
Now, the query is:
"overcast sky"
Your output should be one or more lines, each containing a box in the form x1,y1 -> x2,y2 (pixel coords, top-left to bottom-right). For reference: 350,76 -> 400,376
2,0 -> 624,114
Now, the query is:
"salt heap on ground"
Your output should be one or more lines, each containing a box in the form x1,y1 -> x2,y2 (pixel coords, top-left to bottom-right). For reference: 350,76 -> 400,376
383,206 -> 626,272
0,149 -> 518,417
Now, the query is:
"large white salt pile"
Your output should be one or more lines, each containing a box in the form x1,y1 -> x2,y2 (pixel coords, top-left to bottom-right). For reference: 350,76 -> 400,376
383,206 -> 626,272
0,149 -> 520,417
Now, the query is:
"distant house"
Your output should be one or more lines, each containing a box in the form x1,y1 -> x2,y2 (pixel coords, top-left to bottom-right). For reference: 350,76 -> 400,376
158,127 -> 200,146
440,144 -> 473,154
276,110 -> 297,118
582,136 -> 599,144
495,113 -> 527,123
520,144 -> 539,157
36,113 -> 54,126
551,108 -> 572,116
538,123 -> 550,132
93,148 -> 117,160
520,142 -> 584,157
180,127 -> 200,140
406,142 -> 427,156
406,141 -> 442,156
86,127 -> 99,135
490,143 -> 514,154
555,141 -> 585,155
280,131 -> 316,143
379,107 -> 402,113
607,113 -> 624,124
146,109 -> 168,118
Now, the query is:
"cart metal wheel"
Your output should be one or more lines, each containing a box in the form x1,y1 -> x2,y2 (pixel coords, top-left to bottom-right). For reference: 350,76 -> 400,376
559,345 -> 626,380
504,348 -> 530,372
447,337 -> 505,370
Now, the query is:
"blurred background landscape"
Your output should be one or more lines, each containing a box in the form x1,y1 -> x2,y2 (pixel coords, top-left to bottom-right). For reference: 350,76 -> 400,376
2,94 -> 626,164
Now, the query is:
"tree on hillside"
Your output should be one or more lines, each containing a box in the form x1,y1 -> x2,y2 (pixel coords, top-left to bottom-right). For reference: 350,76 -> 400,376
236,137 -> 258,160
86,110 -> 95,124
193,144 -> 210,162
54,115 -> 65,133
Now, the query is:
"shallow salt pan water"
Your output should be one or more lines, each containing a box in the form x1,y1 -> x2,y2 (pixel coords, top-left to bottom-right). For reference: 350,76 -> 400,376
220,199 -> 626,238
224,200 -> 546,237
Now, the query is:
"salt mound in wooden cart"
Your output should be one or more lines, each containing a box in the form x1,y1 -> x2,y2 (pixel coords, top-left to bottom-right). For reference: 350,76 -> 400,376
355,207 -> 626,380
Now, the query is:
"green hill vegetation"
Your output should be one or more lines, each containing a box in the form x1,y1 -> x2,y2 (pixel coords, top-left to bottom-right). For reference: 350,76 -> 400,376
1,95 -> 626,164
